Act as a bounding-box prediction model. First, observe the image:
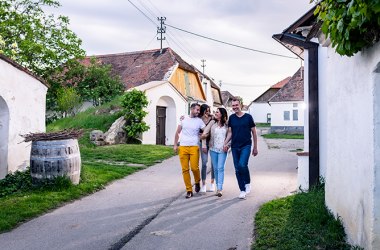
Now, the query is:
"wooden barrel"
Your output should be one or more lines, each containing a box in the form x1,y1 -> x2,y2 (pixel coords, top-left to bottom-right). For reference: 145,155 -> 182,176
30,139 -> 81,185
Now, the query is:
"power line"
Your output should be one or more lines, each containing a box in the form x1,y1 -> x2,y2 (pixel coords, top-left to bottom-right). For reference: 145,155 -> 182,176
127,0 -> 157,27
165,23 -> 298,59
135,0 -> 157,21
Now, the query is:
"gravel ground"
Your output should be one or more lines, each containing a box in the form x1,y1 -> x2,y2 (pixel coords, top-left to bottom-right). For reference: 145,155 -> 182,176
256,127 -> 304,152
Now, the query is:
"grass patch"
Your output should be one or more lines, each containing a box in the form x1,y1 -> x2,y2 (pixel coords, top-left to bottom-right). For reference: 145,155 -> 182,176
0,163 -> 140,233
81,144 -> 174,166
256,123 -> 270,127
262,133 -> 304,139
0,97 -> 175,232
252,185 -> 355,250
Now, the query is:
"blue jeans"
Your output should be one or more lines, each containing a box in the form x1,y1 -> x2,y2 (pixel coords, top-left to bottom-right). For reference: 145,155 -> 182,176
200,143 -> 214,182
209,150 -> 227,191
231,145 -> 251,191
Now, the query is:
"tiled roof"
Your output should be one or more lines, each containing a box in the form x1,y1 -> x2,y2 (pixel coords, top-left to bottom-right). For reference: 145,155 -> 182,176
221,90 -> 235,106
271,77 -> 291,89
269,67 -> 304,102
252,77 -> 291,103
81,47 -> 197,90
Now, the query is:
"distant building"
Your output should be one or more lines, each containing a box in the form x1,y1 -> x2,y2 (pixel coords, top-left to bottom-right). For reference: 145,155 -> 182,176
247,77 -> 290,123
82,48 -> 222,145
268,67 -> 304,134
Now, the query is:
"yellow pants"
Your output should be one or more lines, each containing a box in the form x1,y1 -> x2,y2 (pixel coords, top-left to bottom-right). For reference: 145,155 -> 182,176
178,146 -> 200,192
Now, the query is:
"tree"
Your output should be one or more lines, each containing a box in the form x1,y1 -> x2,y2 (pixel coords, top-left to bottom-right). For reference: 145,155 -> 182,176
46,58 -> 124,110
76,58 -> 124,106
313,0 -> 380,56
56,87 -> 82,117
121,89 -> 150,142
0,0 -> 85,76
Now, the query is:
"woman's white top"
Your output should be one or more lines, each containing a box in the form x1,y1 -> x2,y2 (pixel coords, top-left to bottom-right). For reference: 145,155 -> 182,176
210,125 -> 228,153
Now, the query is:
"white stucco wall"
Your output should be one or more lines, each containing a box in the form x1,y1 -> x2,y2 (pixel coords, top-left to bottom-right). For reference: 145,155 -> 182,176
135,81 -> 187,145
269,101 -> 305,127
248,102 -> 271,123
319,41 -> 380,249
0,59 -> 47,178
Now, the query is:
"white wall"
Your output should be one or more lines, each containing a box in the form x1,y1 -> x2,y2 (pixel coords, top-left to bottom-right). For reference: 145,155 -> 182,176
270,101 -> 305,127
136,82 -> 187,145
248,102 -> 271,123
0,59 -> 47,177
319,42 -> 380,249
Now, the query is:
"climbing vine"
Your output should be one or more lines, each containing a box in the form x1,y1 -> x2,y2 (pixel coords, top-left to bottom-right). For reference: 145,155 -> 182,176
313,0 -> 380,56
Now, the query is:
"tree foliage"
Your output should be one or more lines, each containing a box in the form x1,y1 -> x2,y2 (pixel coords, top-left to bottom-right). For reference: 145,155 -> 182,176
121,89 -> 150,141
76,58 -> 124,106
56,87 -> 82,117
47,58 -> 124,110
313,0 -> 380,56
0,0 -> 85,76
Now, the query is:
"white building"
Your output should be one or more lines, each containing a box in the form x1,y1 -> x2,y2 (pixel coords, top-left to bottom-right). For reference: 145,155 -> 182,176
247,77 -> 290,124
268,67 -> 304,134
0,55 -> 48,179
84,48 -> 222,145
274,6 -> 380,249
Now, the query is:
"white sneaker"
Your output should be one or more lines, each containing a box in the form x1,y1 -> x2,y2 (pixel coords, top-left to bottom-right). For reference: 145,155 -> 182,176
239,191 -> 246,199
200,184 -> 207,193
245,184 -> 251,194
208,183 -> 216,192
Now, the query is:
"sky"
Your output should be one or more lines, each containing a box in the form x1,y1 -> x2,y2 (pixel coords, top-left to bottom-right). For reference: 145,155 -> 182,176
48,0 -> 314,104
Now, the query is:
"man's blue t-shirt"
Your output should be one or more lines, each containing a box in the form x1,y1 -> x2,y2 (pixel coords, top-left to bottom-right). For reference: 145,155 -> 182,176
228,113 -> 256,148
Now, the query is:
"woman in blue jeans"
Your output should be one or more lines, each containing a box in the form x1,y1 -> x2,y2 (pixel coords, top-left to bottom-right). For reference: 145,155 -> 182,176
198,104 -> 215,193
201,107 -> 229,197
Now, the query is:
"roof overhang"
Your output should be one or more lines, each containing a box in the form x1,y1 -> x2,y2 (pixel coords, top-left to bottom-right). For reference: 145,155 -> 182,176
272,5 -> 319,59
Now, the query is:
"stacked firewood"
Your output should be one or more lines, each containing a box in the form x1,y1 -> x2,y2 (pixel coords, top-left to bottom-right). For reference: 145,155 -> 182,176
21,129 -> 84,142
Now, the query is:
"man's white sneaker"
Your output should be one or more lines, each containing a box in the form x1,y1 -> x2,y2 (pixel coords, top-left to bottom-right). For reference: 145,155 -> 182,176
200,184 -> 207,193
208,183 -> 216,192
245,184 -> 251,194
239,191 -> 246,199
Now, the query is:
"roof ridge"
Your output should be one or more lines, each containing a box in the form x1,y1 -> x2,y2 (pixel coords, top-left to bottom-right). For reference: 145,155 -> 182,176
86,48 -> 168,58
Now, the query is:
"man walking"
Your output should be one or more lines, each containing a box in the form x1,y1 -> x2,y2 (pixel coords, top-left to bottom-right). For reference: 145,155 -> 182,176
174,103 -> 206,198
224,98 -> 258,199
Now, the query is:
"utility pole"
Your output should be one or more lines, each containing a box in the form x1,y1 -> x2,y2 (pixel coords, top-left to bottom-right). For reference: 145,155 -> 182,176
201,59 -> 206,74
157,17 -> 166,53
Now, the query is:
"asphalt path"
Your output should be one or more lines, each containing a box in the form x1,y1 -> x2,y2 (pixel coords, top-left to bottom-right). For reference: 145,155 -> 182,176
0,135 -> 298,250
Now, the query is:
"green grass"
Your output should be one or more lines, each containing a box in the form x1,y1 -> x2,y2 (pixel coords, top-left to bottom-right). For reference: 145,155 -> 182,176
262,133 -> 304,139
0,96 -> 175,232
81,144 -> 174,166
252,185 -> 356,250
256,123 -> 270,127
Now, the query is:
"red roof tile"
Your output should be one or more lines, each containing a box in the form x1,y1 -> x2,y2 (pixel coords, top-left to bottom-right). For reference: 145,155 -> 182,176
269,67 -> 304,102
271,76 -> 291,89
81,47 -> 197,90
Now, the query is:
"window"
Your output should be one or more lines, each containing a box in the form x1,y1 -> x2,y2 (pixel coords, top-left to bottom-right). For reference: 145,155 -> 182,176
293,110 -> 298,121
284,111 -> 290,120
293,103 -> 298,108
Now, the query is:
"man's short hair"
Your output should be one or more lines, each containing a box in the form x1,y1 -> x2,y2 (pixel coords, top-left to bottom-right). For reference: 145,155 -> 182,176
231,98 -> 241,103
190,103 -> 200,109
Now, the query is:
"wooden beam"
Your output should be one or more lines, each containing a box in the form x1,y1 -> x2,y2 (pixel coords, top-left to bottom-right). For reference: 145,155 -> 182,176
308,47 -> 320,186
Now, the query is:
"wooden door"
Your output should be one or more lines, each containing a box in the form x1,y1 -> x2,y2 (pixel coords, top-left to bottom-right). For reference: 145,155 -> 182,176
156,106 -> 166,145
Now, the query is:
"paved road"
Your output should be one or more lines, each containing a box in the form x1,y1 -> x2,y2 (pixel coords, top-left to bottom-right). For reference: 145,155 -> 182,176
0,136 -> 298,250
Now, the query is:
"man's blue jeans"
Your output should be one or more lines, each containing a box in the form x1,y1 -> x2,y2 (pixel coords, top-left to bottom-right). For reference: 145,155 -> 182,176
231,145 -> 251,192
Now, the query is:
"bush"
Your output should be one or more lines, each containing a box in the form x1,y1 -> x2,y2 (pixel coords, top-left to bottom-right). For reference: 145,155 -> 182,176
0,169 -> 73,198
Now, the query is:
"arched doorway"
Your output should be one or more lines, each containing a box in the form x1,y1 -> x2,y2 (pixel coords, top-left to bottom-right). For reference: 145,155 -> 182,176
0,96 -> 9,179
156,96 -> 176,145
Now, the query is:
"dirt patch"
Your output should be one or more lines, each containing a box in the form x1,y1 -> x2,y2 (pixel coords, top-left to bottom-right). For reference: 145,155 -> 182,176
263,138 -> 304,151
